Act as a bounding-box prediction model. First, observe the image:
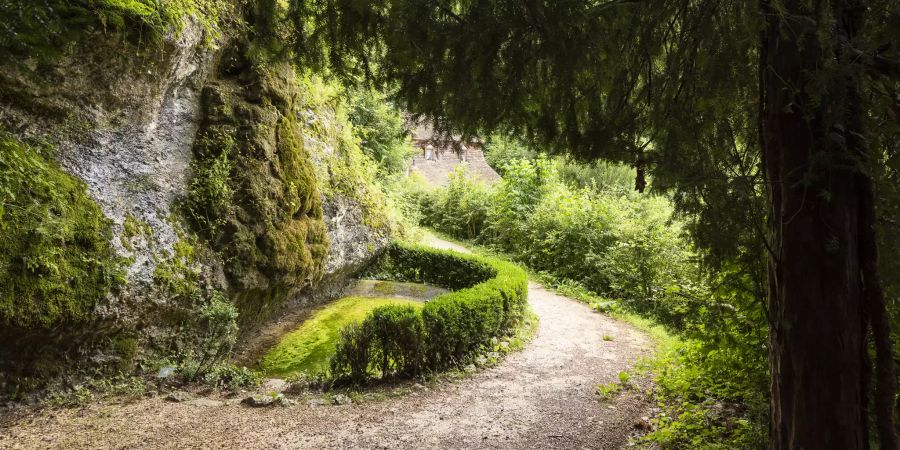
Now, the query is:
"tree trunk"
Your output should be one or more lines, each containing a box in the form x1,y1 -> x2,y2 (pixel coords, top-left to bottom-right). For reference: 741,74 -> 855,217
763,1 -> 865,447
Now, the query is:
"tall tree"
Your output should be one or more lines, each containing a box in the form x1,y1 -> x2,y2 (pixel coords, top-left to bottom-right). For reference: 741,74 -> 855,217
283,0 -> 899,446
761,1 -> 896,446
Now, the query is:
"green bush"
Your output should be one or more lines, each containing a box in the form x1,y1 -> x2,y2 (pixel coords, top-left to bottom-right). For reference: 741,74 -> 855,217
330,322 -> 375,384
351,305 -> 425,378
331,242 -> 528,381
418,167 -> 492,239
364,242 -> 497,291
202,364 -> 262,391
346,88 -> 418,178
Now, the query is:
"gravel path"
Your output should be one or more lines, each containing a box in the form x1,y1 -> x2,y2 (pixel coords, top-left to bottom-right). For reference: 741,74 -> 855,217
0,236 -> 655,449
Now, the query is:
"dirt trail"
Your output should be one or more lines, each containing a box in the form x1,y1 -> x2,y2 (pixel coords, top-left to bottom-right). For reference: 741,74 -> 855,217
0,236 -> 655,449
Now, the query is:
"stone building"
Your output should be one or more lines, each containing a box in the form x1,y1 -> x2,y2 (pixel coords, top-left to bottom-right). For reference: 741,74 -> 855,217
408,121 -> 501,186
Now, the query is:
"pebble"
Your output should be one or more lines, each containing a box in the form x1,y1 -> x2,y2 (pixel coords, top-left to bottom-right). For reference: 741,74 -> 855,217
242,394 -> 283,407
332,394 -> 352,406
166,391 -> 192,403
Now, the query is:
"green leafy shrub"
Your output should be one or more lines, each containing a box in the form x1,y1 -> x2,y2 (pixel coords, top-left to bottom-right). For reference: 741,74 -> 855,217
331,242 -> 528,381
178,290 -> 240,380
364,242 -> 496,290
366,305 -> 425,376
0,133 -> 124,328
331,304 -> 426,381
202,364 -> 261,391
418,167 -> 492,239
330,323 -> 375,384
346,88 -> 418,178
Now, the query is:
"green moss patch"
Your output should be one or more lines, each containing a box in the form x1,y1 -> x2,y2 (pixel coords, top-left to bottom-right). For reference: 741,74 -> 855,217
261,296 -> 424,377
186,57 -> 329,327
0,133 -> 123,328
0,0 -> 231,61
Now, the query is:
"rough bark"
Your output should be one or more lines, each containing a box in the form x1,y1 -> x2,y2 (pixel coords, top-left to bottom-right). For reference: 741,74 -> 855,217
845,1 -> 900,445
763,0 -> 866,447
763,0 -> 898,448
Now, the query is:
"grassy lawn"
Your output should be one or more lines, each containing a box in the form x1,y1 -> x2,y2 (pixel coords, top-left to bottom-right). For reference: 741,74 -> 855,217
261,296 -> 424,377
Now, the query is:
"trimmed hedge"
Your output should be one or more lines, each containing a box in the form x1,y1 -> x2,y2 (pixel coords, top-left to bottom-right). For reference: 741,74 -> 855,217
363,243 -> 497,290
331,242 -> 528,381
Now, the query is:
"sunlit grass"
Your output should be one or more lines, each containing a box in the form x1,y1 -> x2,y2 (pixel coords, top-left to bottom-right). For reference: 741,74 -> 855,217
261,296 -> 424,377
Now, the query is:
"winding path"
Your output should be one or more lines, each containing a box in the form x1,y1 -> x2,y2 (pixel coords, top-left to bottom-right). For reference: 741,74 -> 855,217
1,236 -> 655,449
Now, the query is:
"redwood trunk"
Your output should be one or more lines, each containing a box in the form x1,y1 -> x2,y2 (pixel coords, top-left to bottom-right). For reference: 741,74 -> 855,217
762,1 -> 869,447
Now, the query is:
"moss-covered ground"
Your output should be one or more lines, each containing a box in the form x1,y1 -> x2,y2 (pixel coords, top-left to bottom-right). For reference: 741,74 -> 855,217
261,297 -> 424,377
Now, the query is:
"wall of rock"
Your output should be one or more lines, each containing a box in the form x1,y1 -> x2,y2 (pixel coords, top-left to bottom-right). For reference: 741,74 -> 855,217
0,20 -> 390,386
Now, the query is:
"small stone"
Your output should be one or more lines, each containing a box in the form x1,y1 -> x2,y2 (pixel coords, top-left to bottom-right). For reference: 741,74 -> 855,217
487,352 -> 500,360
166,391 -> 191,403
634,417 -> 653,431
262,378 -> 288,393
412,383 -> 426,390
332,394 -> 352,405
157,367 -> 176,379
463,364 -> 477,374
242,393 -> 283,407
276,397 -> 297,407
306,398 -> 326,406
499,341 -> 510,350
475,355 -> 488,366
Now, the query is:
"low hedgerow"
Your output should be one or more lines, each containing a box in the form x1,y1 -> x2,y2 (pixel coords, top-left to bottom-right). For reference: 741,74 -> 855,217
331,242 -> 528,382
364,242 -> 497,290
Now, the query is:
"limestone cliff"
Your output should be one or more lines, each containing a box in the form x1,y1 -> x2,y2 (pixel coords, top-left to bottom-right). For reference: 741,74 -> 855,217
0,18 -> 390,386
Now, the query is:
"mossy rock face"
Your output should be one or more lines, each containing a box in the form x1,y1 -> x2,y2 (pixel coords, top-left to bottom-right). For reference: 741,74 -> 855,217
186,52 -> 329,327
0,133 -> 124,329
